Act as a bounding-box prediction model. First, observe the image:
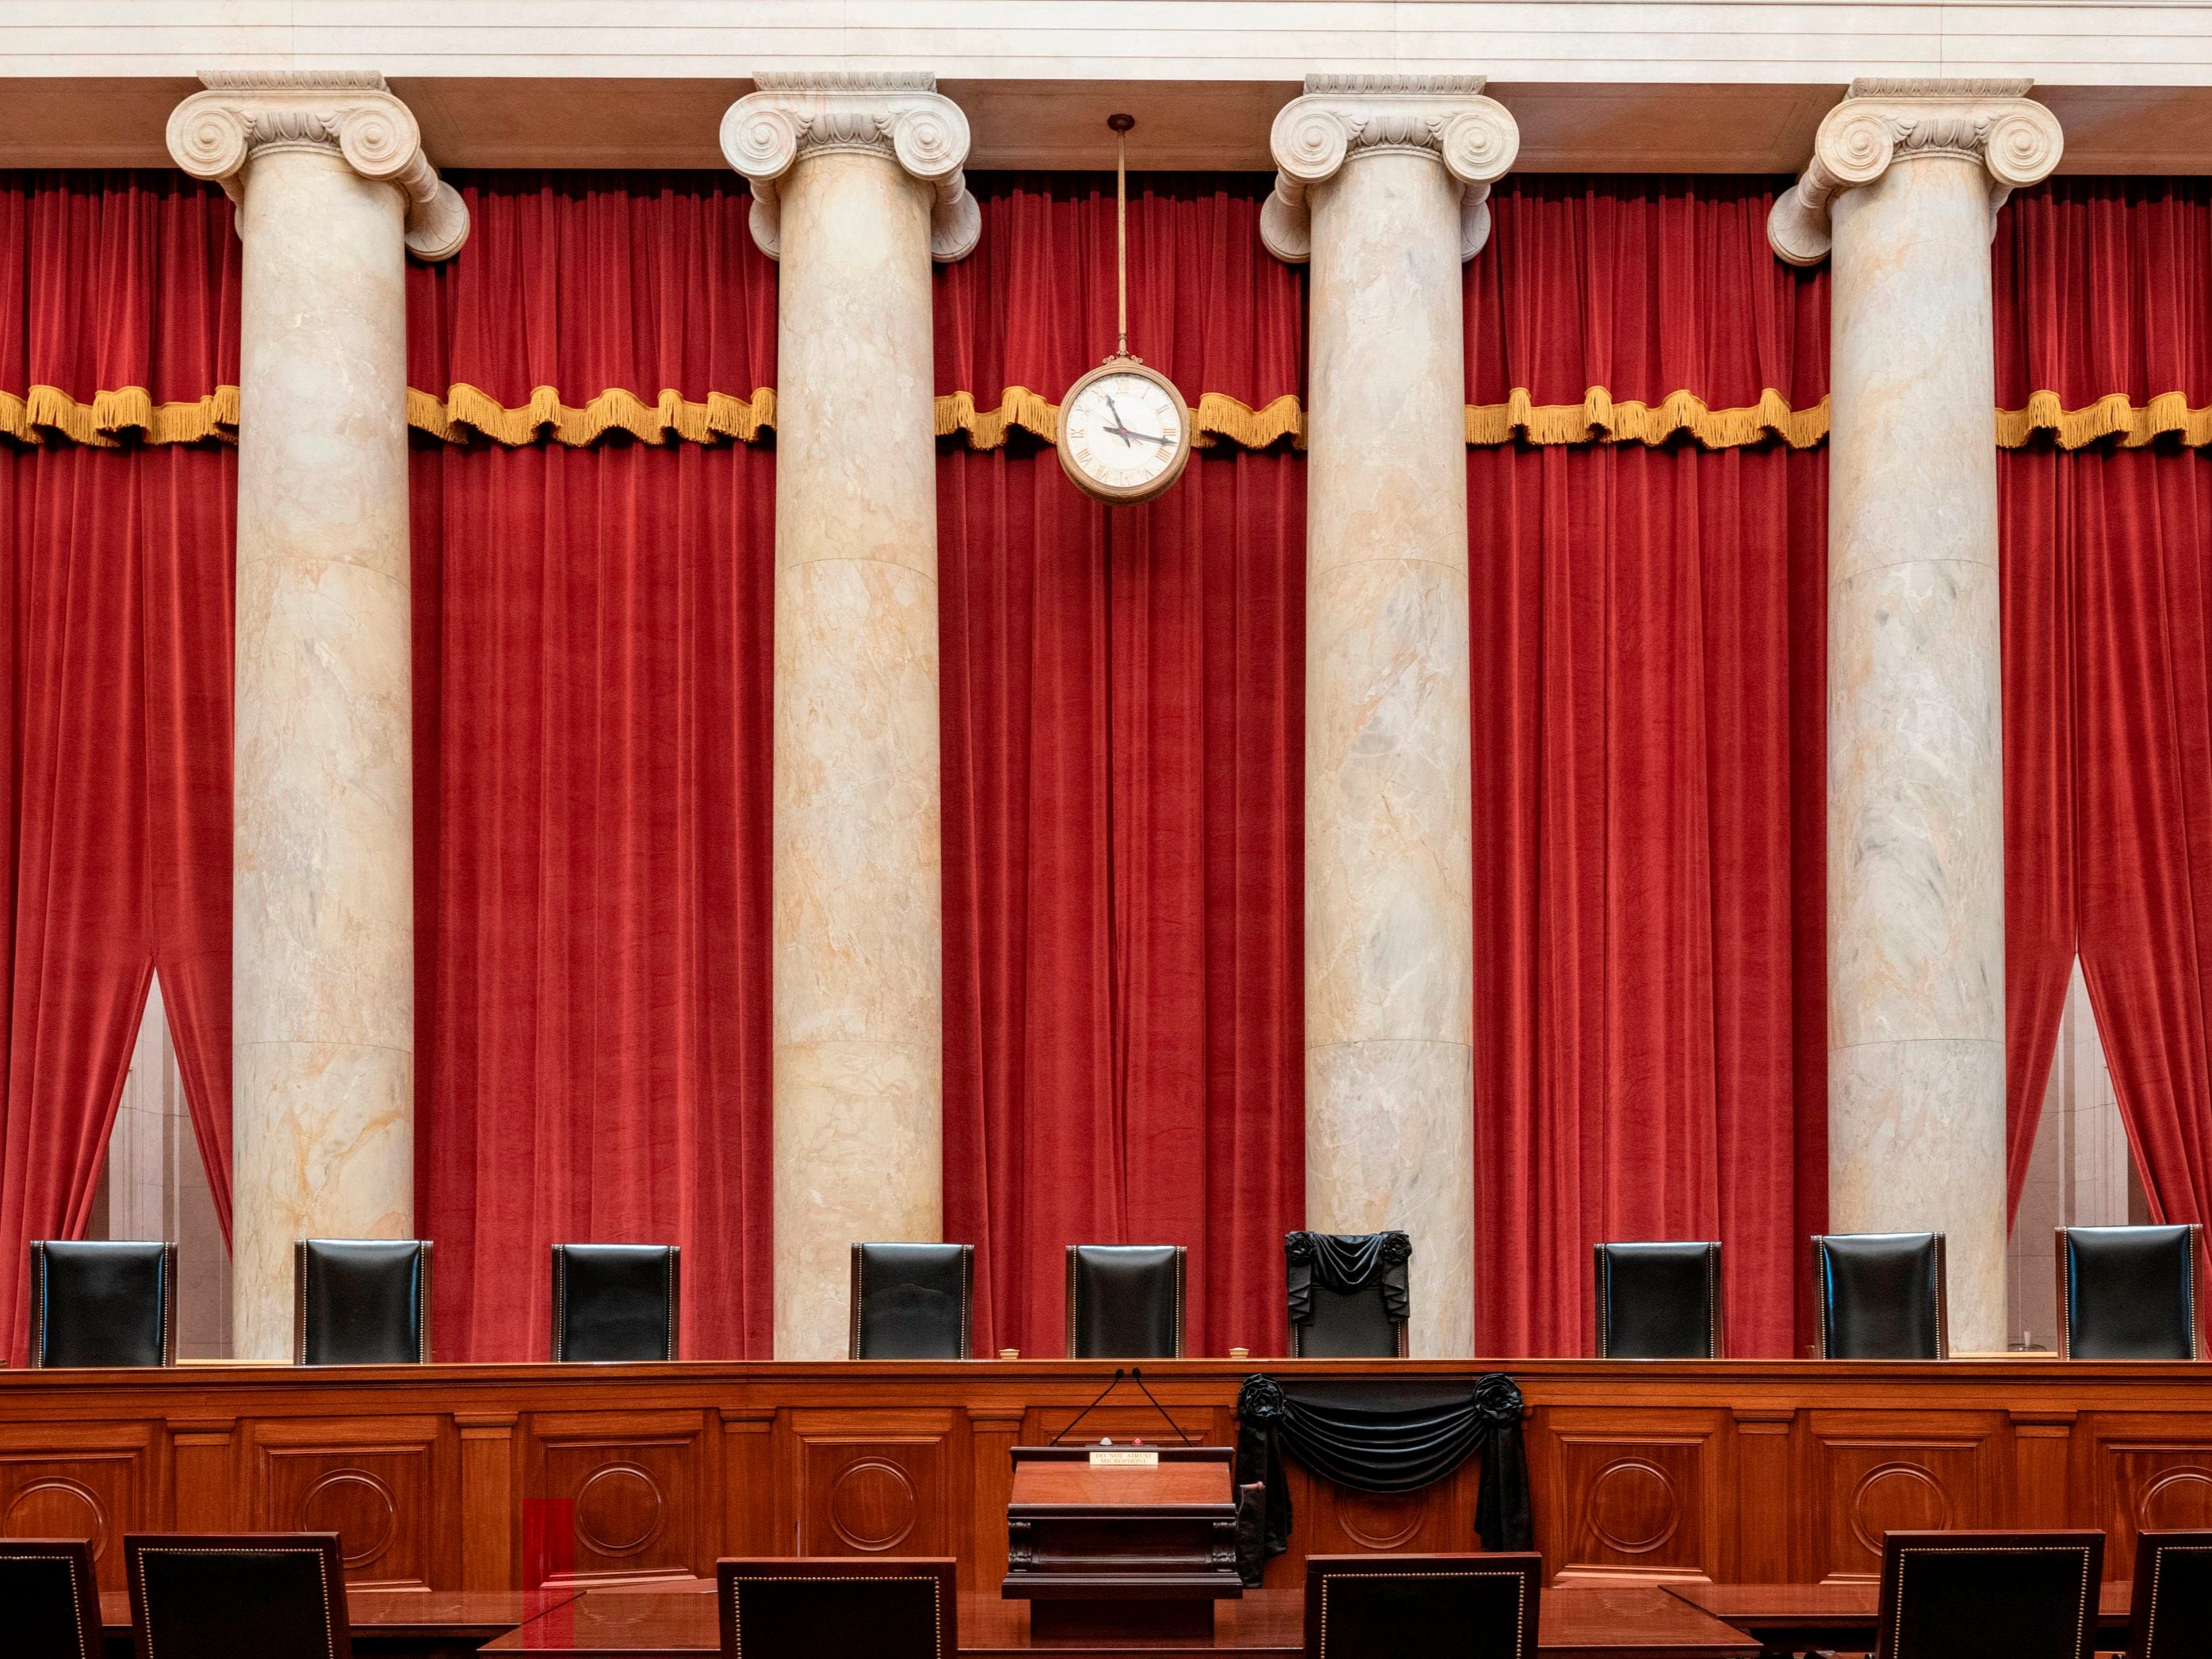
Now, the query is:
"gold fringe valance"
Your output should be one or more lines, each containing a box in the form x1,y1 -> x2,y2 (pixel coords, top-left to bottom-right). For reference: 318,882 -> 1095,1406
1996,389 -> 2212,449
1466,386 -> 1831,449
11,377 -> 2212,456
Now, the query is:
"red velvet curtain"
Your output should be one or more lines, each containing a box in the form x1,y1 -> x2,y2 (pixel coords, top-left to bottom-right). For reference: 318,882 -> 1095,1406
937,175 -> 1307,1358
1464,178 -> 1831,1358
0,172 -> 237,1362
406,174 -> 777,1359
1998,179 -> 2212,1232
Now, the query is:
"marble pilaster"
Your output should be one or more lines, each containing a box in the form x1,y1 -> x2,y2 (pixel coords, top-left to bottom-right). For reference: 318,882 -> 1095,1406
167,72 -> 466,1359
722,74 -> 977,1358
1265,76 -> 1517,1357
1770,79 -> 2062,1353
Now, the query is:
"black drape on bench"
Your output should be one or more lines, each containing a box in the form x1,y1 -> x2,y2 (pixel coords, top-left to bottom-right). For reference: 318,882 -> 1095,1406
1232,1374 -> 1532,1582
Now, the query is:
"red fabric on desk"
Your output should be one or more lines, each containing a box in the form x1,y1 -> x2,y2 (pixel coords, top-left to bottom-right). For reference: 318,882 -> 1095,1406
409,437 -> 775,1361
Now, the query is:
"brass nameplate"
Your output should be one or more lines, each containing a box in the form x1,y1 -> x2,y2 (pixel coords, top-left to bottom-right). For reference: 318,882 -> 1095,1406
1088,1449 -> 1159,1467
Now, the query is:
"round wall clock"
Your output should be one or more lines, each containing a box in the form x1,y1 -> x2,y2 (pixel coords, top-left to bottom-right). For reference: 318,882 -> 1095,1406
1058,355 -> 1192,504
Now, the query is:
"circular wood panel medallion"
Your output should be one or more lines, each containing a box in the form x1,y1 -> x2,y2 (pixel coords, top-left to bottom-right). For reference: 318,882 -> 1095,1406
3,1477 -> 107,1559
1850,1462 -> 1949,1556
576,1464 -> 666,1558
828,1459 -> 919,1552
1334,1487 -> 1427,1550
1586,1459 -> 1681,1555
2141,1468 -> 2212,1530
300,1469 -> 398,1569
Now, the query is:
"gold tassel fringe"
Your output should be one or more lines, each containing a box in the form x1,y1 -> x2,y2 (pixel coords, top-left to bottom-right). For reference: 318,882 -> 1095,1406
8,377 -> 2212,456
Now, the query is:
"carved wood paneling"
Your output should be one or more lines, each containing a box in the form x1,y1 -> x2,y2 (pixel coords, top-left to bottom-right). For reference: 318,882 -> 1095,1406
1809,1410 -> 2001,1582
1539,1410 -> 1724,1584
527,1410 -> 712,1588
247,1416 -> 442,1591
787,1408 -> 954,1560
0,1423 -> 155,1589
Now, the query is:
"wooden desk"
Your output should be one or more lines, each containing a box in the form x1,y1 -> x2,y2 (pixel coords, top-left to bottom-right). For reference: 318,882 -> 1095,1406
481,1585 -> 1759,1657
1663,1579 -> 2134,1656
2,1358 -> 2206,1596
95,1588 -> 579,1659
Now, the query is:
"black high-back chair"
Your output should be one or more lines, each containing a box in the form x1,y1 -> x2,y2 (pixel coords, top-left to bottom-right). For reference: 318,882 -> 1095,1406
293,1239 -> 431,1366
127,1531 -> 352,1659
2057,1224 -> 2201,1360
1812,1231 -> 1947,1359
551,1243 -> 679,1362
849,1243 -> 973,1358
0,1538 -> 101,1659
2129,1530 -> 2212,1659
1066,1244 -> 1184,1358
1593,1241 -> 1722,1359
1285,1232 -> 1410,1358
1873,1531 -> 2102,1659
29,1239 -> 177,1367
1303,1553 -> 1541,1659
717,1556 -> 956,1659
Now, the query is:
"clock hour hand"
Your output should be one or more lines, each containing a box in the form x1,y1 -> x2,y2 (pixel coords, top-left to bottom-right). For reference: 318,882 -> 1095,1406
1104,395 -> 1139,449
1104,421 -> 1171,449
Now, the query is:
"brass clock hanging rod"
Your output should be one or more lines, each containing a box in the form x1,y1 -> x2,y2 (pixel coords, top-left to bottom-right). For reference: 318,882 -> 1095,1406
1110,112 -> 1134,358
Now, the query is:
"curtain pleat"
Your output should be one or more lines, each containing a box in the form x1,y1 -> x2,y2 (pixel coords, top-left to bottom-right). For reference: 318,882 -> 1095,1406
410,436 -> 775,1360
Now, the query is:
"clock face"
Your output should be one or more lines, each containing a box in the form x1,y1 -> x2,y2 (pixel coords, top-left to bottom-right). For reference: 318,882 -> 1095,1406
1060,366 -> 1189,502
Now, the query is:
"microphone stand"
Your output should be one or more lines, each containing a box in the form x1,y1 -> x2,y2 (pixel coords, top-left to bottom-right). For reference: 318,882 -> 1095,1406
1127,1366 -> 1196,1446
1051,1367 -> 1127,1445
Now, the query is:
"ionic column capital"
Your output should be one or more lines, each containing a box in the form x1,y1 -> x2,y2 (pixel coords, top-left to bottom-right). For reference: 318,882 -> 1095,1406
166,71 -> 469,262
1768,78 -> 2062,267
1261,74 -> 1520,265
721,71 -> 979,264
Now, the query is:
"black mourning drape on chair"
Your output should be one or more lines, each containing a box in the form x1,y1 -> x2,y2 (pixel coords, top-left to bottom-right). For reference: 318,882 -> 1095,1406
1284,1230 -> 1412,1324
1232,1374 -> 1532,1583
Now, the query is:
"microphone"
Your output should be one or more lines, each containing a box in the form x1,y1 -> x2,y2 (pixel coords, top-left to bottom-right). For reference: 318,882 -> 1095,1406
1127,1366 -> 1196,1446
1051,1367 -> 1127,1445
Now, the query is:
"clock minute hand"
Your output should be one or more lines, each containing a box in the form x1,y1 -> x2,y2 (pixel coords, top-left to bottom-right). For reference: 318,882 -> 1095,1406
1104,420 -> 1171,449
1104,394 -> 1135,448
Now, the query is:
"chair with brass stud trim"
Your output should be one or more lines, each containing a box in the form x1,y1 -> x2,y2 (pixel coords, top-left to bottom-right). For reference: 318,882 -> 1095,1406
1811,1231 -> 1947,1360
0,1537 -> 100,1659
1065,1244 -> 1184,1359
293,1239 -> 431,1366
717,1556 -> 955,1659
2128,1530 -> 2212,1659
552,1243 -> 679,1362
1593,1240 -> 1722,1359
126,1531 -> 352,1659
28,1239 -> 176,1368
1303,1553 -> 1540,1659
1873,1531 -> 2101,1659
2057,1223 -> 2201,1360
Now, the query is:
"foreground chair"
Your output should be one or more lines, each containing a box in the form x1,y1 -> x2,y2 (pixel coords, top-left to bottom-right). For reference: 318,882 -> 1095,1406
718,1557 -> 955,1659
1874,1531 -> 2101,1659
127,1531 -> 350,1659
29,1239 -> 177,1367
1066,1244 -> 1184,1358
1812,1231 -> 1947,1359
1303,1553 -> 1540,1659
294,1239 -> 432,1366
1,1537 -> 100,1659
1284,1231 -> 1410,1358
2129,1530 -> 2212,1659
1593,1240 -> 1722,1358
552,1243 -> 679,1361
2057,1223 -> 2202,1360
849,1243 -> 973,1358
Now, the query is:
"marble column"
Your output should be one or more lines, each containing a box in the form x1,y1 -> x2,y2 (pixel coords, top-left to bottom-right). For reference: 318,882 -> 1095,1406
1770,79 -> 2061,1353
722,75 -> 978,1359
168,73 -> 467,1360
1263,76 -> 1517,1357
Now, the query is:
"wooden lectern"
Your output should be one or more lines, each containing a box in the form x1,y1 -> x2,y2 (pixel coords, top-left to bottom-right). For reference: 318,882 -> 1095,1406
1002,1444 -> 1244,1644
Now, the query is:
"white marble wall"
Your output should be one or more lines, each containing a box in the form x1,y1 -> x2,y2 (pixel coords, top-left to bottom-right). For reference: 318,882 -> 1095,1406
1775,80 -> 2062,1354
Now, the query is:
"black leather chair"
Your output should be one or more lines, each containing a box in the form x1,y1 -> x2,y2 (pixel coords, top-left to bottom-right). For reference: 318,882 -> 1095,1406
1286,1232 -> 1409,1358
1812,1232 -> 1947,1359
293,1239 -> 431,1366
126,1531 -> 352,1659
552,1243 -> 679,1362
1594,1241 -> 1722,1359
1066,1244 -> 1184,1358
1873,1531 -> 2102,1659
717,1556 -> 956,1659
2057,1224 -> 2201,1360
2128,1530 -> 2212,1659
849,1242 -> 973,1358
28,1239 -> 176,1367
1303,1553 -> 1541,1659
0,1537 -> 100,1659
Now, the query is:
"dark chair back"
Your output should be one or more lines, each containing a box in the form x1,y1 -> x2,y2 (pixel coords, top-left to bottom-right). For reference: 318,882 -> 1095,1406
849,1243 -> 973,1359
293,1239 -> 431,1366
1303,1553 -> 1541,1659
126,1532 -> 351,1659
1286,1232 -> 1410,1358
2058,1224 -> 2201,1360
717,1557 -> 955,1659
1812,1232 -> 1947,1359
1874,1531 -> 2101,1659
1594,1241 -> 1722,1359
0,1538 -> 101,1659
1066,1244 -> 1184,1358
2130,1530 -> 2212,1659
29,1240 -> 176,1367
552,1243 -> 679,1362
